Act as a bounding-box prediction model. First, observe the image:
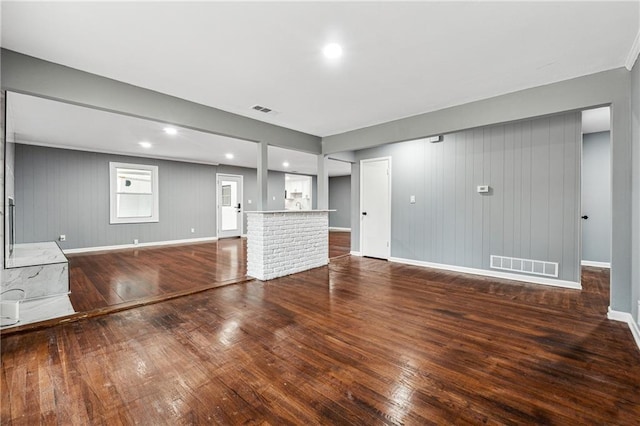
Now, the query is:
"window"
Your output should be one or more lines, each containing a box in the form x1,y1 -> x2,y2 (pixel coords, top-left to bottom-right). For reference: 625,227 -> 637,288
221,184 -> 232,206
109,162 -> 159,224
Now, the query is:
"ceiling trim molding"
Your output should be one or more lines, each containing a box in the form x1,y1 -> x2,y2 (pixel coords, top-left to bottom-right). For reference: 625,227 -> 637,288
625,29 -> 640,70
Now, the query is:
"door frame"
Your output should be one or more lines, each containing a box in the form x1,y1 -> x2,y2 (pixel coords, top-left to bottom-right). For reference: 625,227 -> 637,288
216,173 -> 244,239
359,156 -> 392,259
579,108 -> 612,275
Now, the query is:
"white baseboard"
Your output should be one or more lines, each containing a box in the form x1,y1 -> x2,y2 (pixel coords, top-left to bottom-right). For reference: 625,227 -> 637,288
607,307 -> 640,352
329,227 -> 351,232
350,251 -> 362,256
389,257 -> 581,290
63,236 -> 218,254
581,260 -> 611,268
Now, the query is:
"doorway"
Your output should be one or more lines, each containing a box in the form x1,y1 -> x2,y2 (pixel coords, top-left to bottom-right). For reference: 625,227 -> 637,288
217,174 -> 243,239
581,107 -> 611,268
284,174 -> 312,210
360,157 -> 391,259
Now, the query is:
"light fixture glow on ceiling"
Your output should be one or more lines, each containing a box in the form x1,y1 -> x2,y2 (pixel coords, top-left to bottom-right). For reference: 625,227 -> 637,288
163,127 -> 177,135
139,141 -> 152,148
283,161 -> 290,167
225,153 -> 234,159
323,43 -> 343,59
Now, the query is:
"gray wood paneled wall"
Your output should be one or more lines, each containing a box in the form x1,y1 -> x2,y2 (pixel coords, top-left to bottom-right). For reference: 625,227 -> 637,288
1,93 -> 5,272
14,145 -> 319,250
631,56 -> 640,323
15,145 -> 217,250
354,111 -> 581,283
581,131 -> 611,263
329,175 -> 351,229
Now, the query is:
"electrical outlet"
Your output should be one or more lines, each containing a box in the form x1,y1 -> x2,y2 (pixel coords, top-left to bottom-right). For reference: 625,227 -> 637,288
248,199 -> 252,204
272,196 -> 276,200
190,228 -> 195,233
59,234 -> 66,242
133,239 -> 139,245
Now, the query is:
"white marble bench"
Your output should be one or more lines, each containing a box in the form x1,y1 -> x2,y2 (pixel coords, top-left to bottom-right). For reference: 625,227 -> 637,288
3,242 -> 70,300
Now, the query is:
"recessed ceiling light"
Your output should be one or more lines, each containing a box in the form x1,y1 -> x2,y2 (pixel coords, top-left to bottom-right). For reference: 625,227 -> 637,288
225,153 -> 234,159
283,161 -> 290,168
323,43 -> 343,59
139,141 -> 152,149
163,127 -> 177,135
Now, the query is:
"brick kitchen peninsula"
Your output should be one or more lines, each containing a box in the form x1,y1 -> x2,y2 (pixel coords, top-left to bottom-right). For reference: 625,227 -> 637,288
246,210 -> 332,281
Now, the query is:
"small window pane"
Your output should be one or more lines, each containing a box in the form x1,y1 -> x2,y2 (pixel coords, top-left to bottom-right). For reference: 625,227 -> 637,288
110,162 -> 159,224
117,168 -> 152,193
222,185 -> 231,206
116,193 -> 153,218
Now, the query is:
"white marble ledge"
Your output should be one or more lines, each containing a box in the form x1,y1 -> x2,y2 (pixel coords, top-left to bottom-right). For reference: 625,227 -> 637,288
247,210 -> 335,214
5,242 -> 68,269
0,295 -> 75,330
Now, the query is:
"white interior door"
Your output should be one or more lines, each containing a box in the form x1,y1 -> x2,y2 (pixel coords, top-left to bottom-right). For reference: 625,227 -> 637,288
217,174 -> 243,239
360,158 -> 391,259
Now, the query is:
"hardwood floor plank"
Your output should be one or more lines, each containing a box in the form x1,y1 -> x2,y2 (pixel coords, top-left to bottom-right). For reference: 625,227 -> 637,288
329,231 -> 351,258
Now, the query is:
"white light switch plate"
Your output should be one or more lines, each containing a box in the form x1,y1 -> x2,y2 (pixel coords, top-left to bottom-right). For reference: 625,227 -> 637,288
410,195 -> 416,204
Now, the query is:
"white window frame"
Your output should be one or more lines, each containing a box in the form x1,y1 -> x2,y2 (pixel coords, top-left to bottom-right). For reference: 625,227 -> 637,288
109,162 -> 159,224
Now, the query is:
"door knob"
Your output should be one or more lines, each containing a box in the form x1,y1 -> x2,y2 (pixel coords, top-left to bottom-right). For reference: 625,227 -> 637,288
581,215 -> 589,220
362,212 -> 367,215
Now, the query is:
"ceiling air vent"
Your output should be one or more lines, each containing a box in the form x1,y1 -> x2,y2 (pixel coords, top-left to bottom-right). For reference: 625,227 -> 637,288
251,105 -> 278,115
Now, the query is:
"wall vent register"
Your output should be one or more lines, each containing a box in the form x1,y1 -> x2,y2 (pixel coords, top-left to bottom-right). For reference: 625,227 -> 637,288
490,255 -> 559,278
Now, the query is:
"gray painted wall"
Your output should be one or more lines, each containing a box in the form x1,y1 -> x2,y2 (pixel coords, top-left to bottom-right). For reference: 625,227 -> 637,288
352,112 -> 581,283
329,175 -> 351,229
14,145 -> 316,249
15,144 -> 217,250
581,132 -> 611,264
312,175 -> 318,210
632,56 -> 640,324
329,67 -> 633,315
1,92 -> 4,280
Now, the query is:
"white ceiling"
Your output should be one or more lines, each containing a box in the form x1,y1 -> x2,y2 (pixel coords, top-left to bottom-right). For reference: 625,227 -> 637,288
5,92 -> 352,176
2,2 -> 638,137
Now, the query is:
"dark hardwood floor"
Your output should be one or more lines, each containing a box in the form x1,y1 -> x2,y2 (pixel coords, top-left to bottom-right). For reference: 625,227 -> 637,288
329,230 -> 351,258
65,232 -> 350,314
2,250 -> 639,424
67,237 -> 248,313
